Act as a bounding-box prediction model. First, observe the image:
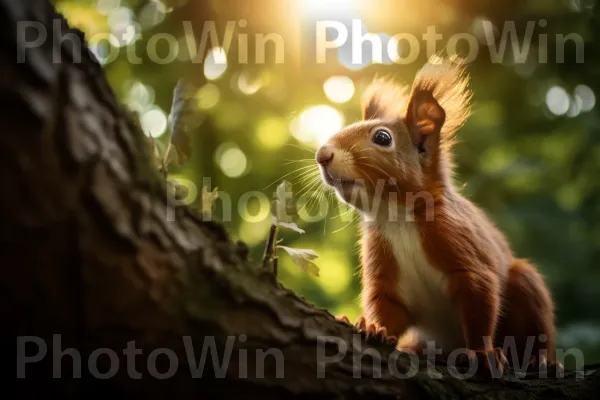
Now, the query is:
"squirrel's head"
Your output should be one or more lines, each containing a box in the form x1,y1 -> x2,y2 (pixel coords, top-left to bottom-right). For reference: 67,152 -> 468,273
315,57 -> 471,218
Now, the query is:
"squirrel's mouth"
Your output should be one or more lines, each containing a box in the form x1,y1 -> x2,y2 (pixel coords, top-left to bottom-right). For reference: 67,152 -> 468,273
320,167 -> 362,189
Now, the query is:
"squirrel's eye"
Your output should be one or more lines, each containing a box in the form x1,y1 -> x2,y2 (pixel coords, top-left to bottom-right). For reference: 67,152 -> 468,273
373,130 -> 392,147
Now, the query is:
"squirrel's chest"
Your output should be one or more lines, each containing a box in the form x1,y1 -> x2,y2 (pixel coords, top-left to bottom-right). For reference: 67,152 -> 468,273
380,222 -> 463,347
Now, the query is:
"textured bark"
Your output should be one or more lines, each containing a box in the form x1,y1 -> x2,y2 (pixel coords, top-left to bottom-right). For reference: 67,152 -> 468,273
1,0 -> 599,398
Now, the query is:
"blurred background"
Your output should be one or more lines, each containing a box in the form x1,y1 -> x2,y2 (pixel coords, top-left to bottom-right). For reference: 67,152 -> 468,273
55,0 -> 600,365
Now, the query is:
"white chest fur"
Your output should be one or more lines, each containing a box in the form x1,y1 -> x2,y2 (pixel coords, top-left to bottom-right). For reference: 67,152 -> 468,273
378,221 -> 465,352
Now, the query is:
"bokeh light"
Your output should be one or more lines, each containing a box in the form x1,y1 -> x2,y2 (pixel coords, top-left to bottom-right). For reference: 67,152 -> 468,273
125,80 -> 154,112
204,47 -> 228,81
314,249 -> 352,296
89,35 -> 119,65
290,105 -> 345,146
567,95 -> 582,118
323,76 -> 355,103
545,86 -> 570,116
338,51 -> 367,71
107,7 -> 136,47
138,0 -> 167,30
217,143 -> 248,178
336,19 -> 371,71
255,117 -> 288,149
196,83 -> 221,110
382,34 -> 402,64
96,0 -> 121,15
141,106 -> 167,138
238,218 -> 272,246
238,71 -> 263,95
575,84 -> 596,112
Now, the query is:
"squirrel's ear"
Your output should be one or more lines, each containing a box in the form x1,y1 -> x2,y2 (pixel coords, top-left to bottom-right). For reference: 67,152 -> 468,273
405,56 -> 471,157
405,90 -> 445,155
361,78 -> 408,121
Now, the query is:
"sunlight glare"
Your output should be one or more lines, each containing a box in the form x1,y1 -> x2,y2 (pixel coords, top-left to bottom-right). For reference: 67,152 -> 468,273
301,0 -> 359,14
290,105 -> 344,146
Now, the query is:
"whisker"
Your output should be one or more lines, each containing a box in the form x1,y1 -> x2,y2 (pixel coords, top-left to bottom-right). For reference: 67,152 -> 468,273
294,171 -> 321,186
296,173 -> 321,191
347,142 -> 359,154
307,182 -> 325,211
290,171 -> 319,186
352,147 -> 373,155
359,162 -> 390,178
331,212 -> 360,234
294,169 -> 319,180
291,175 -> 321,195
323,190 -> 338,235
302,189 -> 320,215
283,159 -> 315,165
263,164 -> 316,190
296,176 -> 323,198
332,204 -> 354,220
353,165 -> 376,188
285,143 -> 316,154
322,193 -> 328,235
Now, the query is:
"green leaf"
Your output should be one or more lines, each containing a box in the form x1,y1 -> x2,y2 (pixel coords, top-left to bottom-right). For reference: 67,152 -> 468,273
168,79 -> 202,165
278,245 -> 320,277
277,220 -> 305,234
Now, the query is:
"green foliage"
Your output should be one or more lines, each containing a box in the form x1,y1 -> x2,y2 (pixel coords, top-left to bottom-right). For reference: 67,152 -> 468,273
263,180 -> 320,277
278,246 -> 320,278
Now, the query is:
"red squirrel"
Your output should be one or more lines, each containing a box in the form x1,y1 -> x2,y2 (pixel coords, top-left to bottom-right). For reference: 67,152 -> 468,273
315,56 -> 559,375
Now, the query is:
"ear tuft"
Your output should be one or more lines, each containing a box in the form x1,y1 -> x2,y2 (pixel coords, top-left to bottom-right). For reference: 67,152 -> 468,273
408,55 -> 472,151
361,77 -> 409,121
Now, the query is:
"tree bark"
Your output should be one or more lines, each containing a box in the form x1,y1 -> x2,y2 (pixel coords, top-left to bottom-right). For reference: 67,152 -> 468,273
1,0 -> 598,398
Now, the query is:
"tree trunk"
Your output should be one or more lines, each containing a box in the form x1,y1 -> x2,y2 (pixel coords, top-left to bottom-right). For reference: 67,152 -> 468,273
1,0 -> 598,398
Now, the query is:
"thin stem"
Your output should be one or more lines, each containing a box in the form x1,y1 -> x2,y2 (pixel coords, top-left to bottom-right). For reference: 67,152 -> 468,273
262,223 -> 278,274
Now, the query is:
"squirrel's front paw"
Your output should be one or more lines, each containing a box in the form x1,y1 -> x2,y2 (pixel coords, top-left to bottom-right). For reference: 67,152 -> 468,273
526,355 -> 564,376
457,347 -> 507,377
336,315 -> 397,345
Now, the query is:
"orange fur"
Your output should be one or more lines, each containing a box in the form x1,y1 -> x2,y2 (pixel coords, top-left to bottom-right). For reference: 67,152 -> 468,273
360,225 -> 412,336
317,56 -> 557,372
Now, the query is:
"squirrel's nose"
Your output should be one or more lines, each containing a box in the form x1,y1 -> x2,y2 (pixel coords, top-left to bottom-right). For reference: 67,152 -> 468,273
316,146 -> 334,166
